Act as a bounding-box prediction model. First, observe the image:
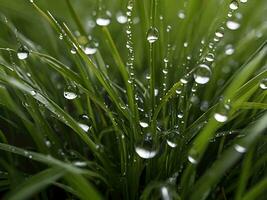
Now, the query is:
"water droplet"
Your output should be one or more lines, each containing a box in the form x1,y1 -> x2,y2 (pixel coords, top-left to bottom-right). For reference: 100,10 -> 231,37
215,30 -> 224,38
70,48 -> 77,54
259,78 -> 267,90
226,20 -> 240,30
30,90 -> 36,96
229,0 -> 239,10
177,10 -> 186,19
64,86 -> 78,100
234,144 -> 247,153
240,0 -> 248,3
225,44 -> 235,55
188,155 -> 198,164
17,45 -> 29,60
194,64 -> 212,84
166,130 -> 180,148
73,161 -> 87,167
96,17 -> 111,26
135,133 -> 159,159
78,123 -> 90,132
214,103 -> 230,123
59,34 -> 63,40
154,89 -> 159,96
139,121 -> 149,128
84,41 -> 98,55
205,53 -> 215,62
146,27 -> 159,43
116,12 -> 127,24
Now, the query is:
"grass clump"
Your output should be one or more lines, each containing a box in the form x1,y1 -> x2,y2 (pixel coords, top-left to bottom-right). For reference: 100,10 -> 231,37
0,0 -> 267,199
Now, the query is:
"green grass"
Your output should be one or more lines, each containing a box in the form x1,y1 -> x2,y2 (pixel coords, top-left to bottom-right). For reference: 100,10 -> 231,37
0,0 -> 267,199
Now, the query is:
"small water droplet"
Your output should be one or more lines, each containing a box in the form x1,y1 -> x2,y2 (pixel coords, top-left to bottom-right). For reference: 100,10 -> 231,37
30,90 -> 36,96
194,64 -> 212,84
226,20 -> 240,30
177,10 -> 186,19
234,144 -> 247,153
135,133 -> 159,159
188,155 -> 198,164
215,30 -> 224,38
206,53 -> 215,62
70,48 -> 77,54
240,0 -> 248,3
17,45 -> 29,60
84,41 -> 98,55
139,121 -> 149,128
259,78 -> 267,90
73,161 -> 87,167
225,44 -> 235,55
166,130 -> 180,148
59,34 -> 63,40
229,0 -> 239,10
146,27 -> 159,43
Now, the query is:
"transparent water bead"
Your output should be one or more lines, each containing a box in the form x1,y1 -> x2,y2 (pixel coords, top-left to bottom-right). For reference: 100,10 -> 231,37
78,123 -> 90,132
30,90 -> 37,96
215,30 -> 224,38
166,130 -> 180,148
259,78 -> 267,90
135,133 -> 159,159
17,45 -> 29,60
116,12 -> 127,24
240,0 -> 248,3
177,10 -> 186,19
84,42 -> 98,55
234,144 -> 247,153
226,21 -> 240,30
64,85 -> 78,100
194,64 -> 212,84
214,103 -> 230,123
225,44 -> 235,55
147,184 -> 178,200
70,47 -> 77,54
206,53 -> 215,62
96,15 -> 111,26
229,0 -> 239,10
146,27 -> 159,43
139,121 -> 149,128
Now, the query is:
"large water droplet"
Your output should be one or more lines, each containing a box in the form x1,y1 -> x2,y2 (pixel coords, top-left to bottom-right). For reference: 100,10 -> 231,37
226,21 -> 240,30
214,103 -> 230,123
259,78 -> 267,90
96,16 -> 111,26
116,12 -> 127,24
146,27 -> 159,43
229,0 -> 239,10
194,64 -> 212,84
135,133 -> 159,159
64,86 -> 78,100
17,45 -> 29,60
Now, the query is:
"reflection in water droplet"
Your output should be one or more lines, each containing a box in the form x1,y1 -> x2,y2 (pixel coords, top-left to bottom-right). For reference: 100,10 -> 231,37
194,64 -> 212,84
177,10 -> 186,19
96,17 -> 111,26
78,123 -> 90,132
188,155 -> 198,164
135,133 -> 159,159
71,48 -> 77,54
17,45 -> 29,60
30,90 -> 37,96
234,144 -> 247,153
259,78 -> 267,90
240,0 -> 248,3
64,91 -> 77,100
166,130 -> 180,148
146,27 -> 159,43
206,53 -> 215,62
226,21 -> 240,30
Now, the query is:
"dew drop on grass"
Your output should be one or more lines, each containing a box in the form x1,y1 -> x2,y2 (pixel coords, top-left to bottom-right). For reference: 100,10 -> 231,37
96,10 -> 111,26
215,30 -> 224,38
59,33 -> 63,40
240,0 -> 248,3
225,44 -> 235,55
73,161 -> 87,167
205,53 -> 215,62
84,42 -> 98,55
30,90 -> 37,96
188,155 -> 198,164
70,48 -> 77,54
177,10 -> 186,19
229,0 -> 239,10
214,103 -> 230,123
17,45 -> 29,60
63,87 -> 78,100
194,64 -> 212,84
78,123 -> 90,132
166,130 -> 180,148
226,20 -> 240,30
146,27 -> 159,43
139,121 -> 149,128
234,144 -> 247,153
259,78 -> 267,90
135,133 -> 159,159
116,12 -> 127,24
